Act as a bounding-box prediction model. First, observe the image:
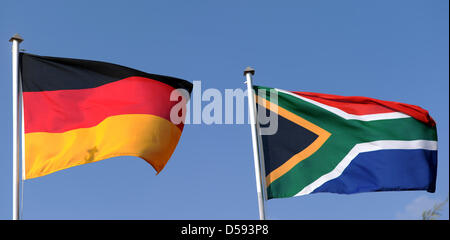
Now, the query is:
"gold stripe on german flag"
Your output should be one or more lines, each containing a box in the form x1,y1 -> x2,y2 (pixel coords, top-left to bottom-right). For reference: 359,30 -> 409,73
20,53 -> 192,179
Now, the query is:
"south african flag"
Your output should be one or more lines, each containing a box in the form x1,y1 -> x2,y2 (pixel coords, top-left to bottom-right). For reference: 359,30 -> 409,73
255,86 -> 438,199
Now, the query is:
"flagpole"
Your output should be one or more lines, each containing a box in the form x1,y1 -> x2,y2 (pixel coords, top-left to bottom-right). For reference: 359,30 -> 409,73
9,34 -> 23,220
244,67 -> 267,220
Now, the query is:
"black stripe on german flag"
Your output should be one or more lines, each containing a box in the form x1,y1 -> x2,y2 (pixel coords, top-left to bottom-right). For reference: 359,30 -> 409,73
20,53 -> 192,92
20,53 -> 192,179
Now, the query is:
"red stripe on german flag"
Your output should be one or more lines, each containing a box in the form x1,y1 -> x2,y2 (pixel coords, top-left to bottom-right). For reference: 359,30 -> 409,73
20,53 -> 192,179
24,76 -> 184,133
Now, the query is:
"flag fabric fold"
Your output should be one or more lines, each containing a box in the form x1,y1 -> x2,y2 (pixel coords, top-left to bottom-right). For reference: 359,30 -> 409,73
20,53 -> 192,179
255,86 -> 438,199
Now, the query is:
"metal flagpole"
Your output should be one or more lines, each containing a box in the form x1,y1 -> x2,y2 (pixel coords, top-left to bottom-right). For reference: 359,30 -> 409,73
244,67 -> 267,220
9,33 -> 23,220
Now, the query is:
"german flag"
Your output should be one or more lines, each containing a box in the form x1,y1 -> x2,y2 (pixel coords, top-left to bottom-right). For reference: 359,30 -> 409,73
20,53 -> 192,180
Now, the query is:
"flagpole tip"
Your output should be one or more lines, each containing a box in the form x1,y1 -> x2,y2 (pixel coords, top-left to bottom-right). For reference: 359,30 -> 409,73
9,34 -> 23,43
244,66 -> 255,76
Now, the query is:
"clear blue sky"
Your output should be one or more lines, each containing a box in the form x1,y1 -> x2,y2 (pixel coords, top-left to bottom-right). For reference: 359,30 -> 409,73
0,0 -> 448,220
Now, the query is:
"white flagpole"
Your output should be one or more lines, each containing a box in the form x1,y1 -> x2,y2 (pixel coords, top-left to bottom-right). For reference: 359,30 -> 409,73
244,67 -> 267,220
9,34 -> 23,220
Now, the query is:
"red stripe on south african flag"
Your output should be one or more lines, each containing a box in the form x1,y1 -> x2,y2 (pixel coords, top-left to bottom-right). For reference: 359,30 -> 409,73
290,91 -> 436,126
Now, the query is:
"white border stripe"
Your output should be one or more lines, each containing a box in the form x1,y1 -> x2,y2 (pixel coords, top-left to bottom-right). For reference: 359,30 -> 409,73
275,88 -> 411,121
294,140 -> 438,197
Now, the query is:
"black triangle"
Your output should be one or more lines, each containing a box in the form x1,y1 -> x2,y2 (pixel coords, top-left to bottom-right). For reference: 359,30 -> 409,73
258,107 -> 318,176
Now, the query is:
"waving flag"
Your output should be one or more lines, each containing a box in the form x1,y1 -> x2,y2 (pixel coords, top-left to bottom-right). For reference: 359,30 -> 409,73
20,53 -> 192,179
255,86 -> 438,199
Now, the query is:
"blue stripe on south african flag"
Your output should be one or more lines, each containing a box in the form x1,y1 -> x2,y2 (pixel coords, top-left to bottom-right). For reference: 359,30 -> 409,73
312,148 -> 438,194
